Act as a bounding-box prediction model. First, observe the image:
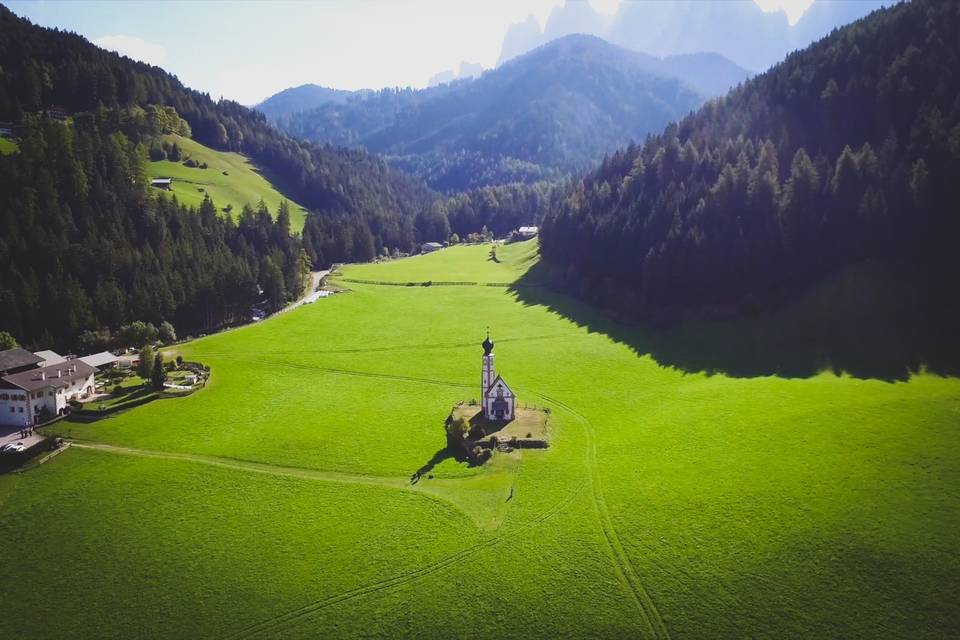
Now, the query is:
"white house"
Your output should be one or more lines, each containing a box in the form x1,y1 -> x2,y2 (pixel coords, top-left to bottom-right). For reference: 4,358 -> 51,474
517,226 -> 538,238
421,242 -> 443,254
151,178 -> 173,190
0,360 -> 96,427
480,333 -> 515,422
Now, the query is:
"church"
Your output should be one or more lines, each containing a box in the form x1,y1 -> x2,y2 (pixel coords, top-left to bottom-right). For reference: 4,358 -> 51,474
480,332 -> 515,422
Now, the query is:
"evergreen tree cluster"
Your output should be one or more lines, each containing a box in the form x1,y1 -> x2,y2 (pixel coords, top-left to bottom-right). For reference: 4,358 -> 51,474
540,0 -> 960,317
443,182 -> 553,239
0,110 -> 305,350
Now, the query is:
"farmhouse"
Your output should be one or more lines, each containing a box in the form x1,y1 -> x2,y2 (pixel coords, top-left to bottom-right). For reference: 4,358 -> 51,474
480,333 -> 515,421
0,359 -> 95,427
44,105 -> 69,121
151,178 -> 173,190
421,242 -> 443,254
517,226 -> 538,238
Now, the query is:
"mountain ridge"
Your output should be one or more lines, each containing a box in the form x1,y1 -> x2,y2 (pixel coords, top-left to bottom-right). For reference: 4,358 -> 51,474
500,0 -> 893,72
270,34 -> 747,191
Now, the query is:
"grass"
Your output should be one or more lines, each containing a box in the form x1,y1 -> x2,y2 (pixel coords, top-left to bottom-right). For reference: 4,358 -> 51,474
147,134 -> 308,228
0,137 -> 19,155
2,241 -> 957,638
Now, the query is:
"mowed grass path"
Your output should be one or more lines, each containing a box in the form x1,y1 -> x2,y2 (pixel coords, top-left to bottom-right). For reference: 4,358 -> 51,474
147,134 -> 308,227
2,240 -> 958,638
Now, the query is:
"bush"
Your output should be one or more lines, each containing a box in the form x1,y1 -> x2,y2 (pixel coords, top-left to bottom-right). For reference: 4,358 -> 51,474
137,345 -> 155,379
159,320 -> 177,344
117,321 -> 158,348
445,416 -> 470,442
112,385 -> 122,395
184,158 -> 198,168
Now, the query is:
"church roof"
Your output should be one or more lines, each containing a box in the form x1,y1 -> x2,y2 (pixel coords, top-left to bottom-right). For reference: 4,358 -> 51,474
485,374 -> 514,398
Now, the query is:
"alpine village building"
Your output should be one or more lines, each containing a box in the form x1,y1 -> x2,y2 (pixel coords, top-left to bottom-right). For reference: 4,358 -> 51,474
481,334 -> 515,422
0,348 -> 95,427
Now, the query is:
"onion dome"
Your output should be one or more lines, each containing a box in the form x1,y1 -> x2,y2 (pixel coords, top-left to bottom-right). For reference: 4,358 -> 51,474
482,333 -> 494,355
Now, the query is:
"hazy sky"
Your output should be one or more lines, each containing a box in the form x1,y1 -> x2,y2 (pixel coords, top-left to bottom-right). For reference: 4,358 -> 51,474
7,0 -> 814,105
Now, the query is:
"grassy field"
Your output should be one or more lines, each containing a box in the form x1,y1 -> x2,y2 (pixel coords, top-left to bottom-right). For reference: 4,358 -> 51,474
0,137 -> 18,155
147,134 -> 308,228
1,240 -> 957,638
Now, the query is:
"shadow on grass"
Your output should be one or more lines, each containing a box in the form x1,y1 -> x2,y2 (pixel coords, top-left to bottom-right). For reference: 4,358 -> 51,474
411,446 -> 454,483
509,260 -> 960,382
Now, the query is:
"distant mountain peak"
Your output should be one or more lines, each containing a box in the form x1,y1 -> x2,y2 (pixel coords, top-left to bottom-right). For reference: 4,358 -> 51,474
427,61 -> 486,88
499,0 -> 892,72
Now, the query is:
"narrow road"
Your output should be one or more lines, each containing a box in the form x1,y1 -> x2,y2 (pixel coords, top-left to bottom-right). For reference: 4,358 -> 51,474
279,270 -> 330,314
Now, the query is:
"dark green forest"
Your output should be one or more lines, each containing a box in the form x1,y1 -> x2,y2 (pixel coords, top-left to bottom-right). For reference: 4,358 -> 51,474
540,0 -> 960,321
276,35 -> 704,191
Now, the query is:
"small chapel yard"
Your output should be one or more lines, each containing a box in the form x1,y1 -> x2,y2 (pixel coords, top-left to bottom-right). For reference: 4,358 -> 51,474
451,403 -> 550,443
445,403 -> 550,467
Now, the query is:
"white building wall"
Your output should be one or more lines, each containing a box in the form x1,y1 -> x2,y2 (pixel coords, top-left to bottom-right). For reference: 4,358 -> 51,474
0,391 -> 31,427
0,372 -> 94,427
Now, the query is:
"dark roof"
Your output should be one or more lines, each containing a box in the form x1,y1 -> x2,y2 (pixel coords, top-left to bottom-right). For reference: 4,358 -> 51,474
0,348 -> 43,374
482,334 -> 494,355
2,360 -> 96,392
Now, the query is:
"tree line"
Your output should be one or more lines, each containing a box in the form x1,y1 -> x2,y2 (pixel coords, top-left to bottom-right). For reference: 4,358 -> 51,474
540,0 -> 960,319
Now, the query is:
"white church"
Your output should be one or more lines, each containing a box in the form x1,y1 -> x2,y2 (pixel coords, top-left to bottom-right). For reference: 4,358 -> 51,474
480,332 -> 515,422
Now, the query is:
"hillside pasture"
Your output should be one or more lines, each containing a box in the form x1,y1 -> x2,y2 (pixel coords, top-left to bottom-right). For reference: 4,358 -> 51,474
1,243 -> 956,638
147,134 -> 308,227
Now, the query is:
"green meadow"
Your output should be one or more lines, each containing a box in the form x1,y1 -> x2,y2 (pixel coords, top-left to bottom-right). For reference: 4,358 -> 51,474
0,137 -> 18,155
2,241 -> 958,638
147,134 -> 308,227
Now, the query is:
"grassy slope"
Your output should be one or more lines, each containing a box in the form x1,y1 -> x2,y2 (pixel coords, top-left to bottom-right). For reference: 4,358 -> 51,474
147,134 -> 308,228
0,137 -> 18,154
2,241 -> 957,638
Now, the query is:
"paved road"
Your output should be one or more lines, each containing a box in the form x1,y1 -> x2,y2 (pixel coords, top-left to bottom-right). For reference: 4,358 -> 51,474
279,270 -> 330,314
0,426 -> 44,449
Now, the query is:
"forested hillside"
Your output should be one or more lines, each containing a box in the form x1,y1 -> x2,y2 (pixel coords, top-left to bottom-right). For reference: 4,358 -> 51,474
540,0 -> 960,322
274,35 -> 707,191
0,5 -> 436,350
0,109 -> 305,350
0,5 -> 433,246
254,84 -> 362,121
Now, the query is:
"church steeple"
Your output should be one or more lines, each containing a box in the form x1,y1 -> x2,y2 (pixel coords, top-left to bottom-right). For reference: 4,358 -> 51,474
481,330 -> 495,401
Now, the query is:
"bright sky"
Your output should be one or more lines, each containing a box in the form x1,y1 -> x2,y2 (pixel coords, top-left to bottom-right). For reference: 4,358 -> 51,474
7,0 -> 813,105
